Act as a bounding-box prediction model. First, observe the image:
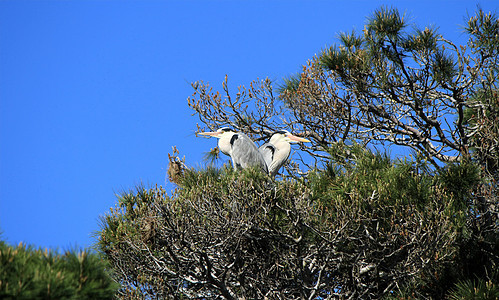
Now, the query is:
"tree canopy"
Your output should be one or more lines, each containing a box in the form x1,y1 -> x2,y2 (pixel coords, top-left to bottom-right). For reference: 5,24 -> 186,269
189,7 -> 499,173
98,7 -> 498,299
0,240 -> 118,299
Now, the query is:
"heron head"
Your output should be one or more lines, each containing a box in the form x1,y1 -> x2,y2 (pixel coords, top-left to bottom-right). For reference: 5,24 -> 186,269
198,127 -> 235,139
272,130 -> 311,143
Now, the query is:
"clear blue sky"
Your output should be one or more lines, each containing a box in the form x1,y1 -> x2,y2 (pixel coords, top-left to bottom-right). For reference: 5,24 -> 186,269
1,1 -> 496,250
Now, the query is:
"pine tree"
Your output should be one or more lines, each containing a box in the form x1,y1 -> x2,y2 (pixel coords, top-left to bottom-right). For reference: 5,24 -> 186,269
98,6 -> 498,299
0,240 -> 119,299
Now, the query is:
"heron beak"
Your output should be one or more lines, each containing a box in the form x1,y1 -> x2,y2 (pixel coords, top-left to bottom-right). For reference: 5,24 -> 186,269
198,131 -> 221,138
287,133 -> 311,143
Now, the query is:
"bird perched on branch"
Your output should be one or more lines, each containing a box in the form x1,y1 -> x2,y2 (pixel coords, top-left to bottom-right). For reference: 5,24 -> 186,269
259,130 -> 311,177
198,127 -> 268,173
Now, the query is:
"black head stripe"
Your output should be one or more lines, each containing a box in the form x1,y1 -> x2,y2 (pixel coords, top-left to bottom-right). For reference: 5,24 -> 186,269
275,130 -> 287,135
220,127 -> 232,132
230,134 -> 239,146
266,145 -> 275,155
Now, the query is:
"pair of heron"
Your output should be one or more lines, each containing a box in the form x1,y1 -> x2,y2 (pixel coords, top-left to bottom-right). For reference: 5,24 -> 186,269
199,128 -> 310,177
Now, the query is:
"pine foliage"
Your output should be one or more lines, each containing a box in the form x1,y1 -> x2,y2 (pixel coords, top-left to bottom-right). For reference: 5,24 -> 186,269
448,277 -> 499,300
96,144 -> 497,299
0,240 -> 118,299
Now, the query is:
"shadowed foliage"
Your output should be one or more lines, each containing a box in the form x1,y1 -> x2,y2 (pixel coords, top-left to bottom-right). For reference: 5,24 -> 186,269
97,144 -> 496,299
0,240 -> 119,299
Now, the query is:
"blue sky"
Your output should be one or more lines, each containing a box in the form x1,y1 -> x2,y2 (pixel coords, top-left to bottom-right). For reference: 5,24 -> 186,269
1,1 -> 496,250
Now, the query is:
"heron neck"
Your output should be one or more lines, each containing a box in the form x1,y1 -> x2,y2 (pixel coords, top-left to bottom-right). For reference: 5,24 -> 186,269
218,134 -> 233,156
273,140 -> 291,153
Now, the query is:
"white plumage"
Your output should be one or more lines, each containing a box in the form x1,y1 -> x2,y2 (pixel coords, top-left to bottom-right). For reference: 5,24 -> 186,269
199,128 -> 268,173
259,130 -> 310,177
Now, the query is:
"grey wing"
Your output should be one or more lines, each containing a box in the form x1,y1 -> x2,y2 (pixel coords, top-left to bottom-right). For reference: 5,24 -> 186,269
231,133 -> 268,173
258,143 -> 275,172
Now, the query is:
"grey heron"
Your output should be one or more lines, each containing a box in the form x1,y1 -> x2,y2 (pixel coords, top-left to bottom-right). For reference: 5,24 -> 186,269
198,127 -> 268,173
259,130 -> 311,177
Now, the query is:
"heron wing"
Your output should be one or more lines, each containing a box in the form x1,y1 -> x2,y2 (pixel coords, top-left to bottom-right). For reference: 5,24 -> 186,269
231,133 -> 268,173
259,143 -> 275,171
